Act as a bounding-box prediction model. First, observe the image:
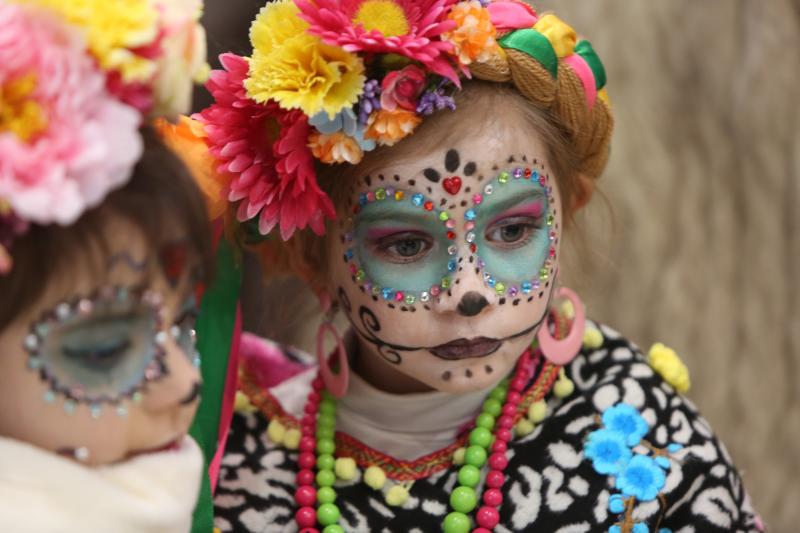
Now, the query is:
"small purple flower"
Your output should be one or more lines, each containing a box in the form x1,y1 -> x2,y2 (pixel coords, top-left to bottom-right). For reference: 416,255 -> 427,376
616,454 -> 666,501
416,84 -> 457,116
358,79 -> 381,126
602,403 -> 650,446
584,429 -> 632,475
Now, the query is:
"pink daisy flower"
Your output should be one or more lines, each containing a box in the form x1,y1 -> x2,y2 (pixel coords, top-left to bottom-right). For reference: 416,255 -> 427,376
194,53 -> 335,240
295,0 -> 460,83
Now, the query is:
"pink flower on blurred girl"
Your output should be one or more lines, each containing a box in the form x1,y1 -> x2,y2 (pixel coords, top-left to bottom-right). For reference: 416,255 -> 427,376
380,65 -> 427,112
0,3 -> 142,226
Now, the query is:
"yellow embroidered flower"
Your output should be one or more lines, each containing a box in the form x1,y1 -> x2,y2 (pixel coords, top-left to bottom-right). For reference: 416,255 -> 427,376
444,1 -> 500,65
17,0 -> 160,82
365,109 -> 421,146
245,0 -> 365,119
534,14 -> 577,58
648,343 -> 691,393
0,74 -> 47,142
309,131 -> 365,164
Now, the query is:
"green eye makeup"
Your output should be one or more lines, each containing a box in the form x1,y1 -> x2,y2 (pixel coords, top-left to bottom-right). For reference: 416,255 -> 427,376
23,286 -> 200,418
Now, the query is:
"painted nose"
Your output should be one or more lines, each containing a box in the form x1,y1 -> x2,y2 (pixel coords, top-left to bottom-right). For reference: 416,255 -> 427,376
457,291 -> 490,317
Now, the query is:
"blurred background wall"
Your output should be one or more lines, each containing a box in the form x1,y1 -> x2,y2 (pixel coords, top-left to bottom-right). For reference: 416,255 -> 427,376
195,1 -> 800,530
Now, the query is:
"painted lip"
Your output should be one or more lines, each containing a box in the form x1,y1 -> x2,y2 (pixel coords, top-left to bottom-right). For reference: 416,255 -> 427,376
429,337 -> 503,360
125,436 -> 184,460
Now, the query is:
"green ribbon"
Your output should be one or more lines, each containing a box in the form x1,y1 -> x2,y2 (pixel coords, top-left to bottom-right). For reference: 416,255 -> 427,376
575,40 -> 607,90
498,29 -> 558,79
190,237 -> 241,533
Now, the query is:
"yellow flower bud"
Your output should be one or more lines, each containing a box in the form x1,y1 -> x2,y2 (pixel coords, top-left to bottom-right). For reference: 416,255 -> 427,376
515,418 -> 535,437
234,391 -> 257,413
452,446 -> 466,465
583,327 -> 604,349
283,428 -> 301,450
335,457 -> 358,481
527,400 -> 547,423
385,484 -> 410,507
648,342 -> 691,393
364,465 -> 387,490
266,419 -> 286,444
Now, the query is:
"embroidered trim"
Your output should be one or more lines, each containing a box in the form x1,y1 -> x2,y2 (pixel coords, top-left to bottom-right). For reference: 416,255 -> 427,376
239,359 -> 560,481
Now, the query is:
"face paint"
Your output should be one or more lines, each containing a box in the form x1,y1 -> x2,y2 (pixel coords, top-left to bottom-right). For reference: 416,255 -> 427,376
23,286 -> 200,417
468,166 -> 556,297
346,187 -> 455,304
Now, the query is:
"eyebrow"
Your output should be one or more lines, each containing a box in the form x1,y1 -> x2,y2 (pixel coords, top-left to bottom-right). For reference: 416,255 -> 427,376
481,188 -> 547,217
356,205 -> 437,226
106,251 -> 148,273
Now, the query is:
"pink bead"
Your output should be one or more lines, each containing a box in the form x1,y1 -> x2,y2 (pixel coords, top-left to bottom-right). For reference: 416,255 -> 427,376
304,402 -> 318,415
297,469 -> 315,486
491,440 -> 507,454
295,506 -> 317,528
295,486 -> 317,507
496,428 -> 512,443
301,414 -> 315,427
299,437 -> 316,453
501,404 -> 516,416
472,529 -> 492,533
298,452 -> 316,469
505,391 -> 521,405
308,391 -> 321,403
312,377 -> 324,390
486,469 -> 505,488
299,529 -> 320,533
510,377 -> 526,391
497,415 -> 513,429
476,506 -> 500,529
483,488 -> 503,507
488,452 -> 509,470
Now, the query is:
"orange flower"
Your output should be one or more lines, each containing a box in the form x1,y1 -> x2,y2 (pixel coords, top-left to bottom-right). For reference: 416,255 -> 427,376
154,116 -> 231,220
309,131 -> 364,164
365,109 -> 421,146
444,1 -> 500,65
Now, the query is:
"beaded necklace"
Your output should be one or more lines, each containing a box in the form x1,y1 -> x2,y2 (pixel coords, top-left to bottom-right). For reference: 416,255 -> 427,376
293,349 -> 542,533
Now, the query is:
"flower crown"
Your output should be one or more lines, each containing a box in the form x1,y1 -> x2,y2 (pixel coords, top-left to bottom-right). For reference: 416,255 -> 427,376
192,0 -> 610,241
0,0 -> 208,275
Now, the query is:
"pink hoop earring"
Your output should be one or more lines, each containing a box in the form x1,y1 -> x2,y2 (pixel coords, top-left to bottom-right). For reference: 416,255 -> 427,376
537,287 -> 585,366
316,307 -> 350,398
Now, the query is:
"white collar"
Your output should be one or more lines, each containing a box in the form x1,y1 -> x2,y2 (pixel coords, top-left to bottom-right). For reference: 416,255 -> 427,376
0,435 -> 202,533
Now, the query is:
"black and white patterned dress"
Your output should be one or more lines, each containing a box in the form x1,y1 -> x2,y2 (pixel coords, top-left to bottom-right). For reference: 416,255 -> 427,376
213,322 -> 762,532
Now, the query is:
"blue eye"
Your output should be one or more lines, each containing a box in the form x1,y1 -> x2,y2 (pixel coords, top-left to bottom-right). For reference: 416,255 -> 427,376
174,296 -> 200,367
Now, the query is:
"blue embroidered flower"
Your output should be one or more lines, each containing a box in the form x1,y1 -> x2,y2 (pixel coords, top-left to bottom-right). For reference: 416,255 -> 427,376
602,403 -> 650,446
632,524 -> 649,533
584,429 -> 632,475
655,455 -> 671,469
309,108 -> 376,151
608,493 -> 626,514
667,443 -> 683,453
658,529 -> 673,533
616,455 -> 666,501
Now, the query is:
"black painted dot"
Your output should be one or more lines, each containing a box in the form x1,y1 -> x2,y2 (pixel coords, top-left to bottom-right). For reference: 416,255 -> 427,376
455,276 -> 461,281
545,281 -> 550,288
378,174 -> 385,181
427,186 -> 433,194
492,165 -> 499,171
499,298 -> 506,305
401,307 -> 408,312
423,168 -> 441,183
424,304 -> 431,311
485,365 -> 493,374
442,371 -> 452,381
409,179 -> 416,186
365,175 -> 372,186
445,149 -> 460,172
469,256 -> 474,263
447,290 -> 452,297
464,162 -> 477,176
411,307 -> 416,313
507,155 -> 515,163
465,369 -> 473,378
512,299 -> 520,306
449,204 -> 456,210
359,286 -> 365,293
465,187 -> 471,193
388,303 -> 395,309
527,296 -> 533,302
475,267 -> 480,274
460,200 -> 467,207
394,174 -> 400,181
539,291 -> 544,298
372,296 -> 379,302
440,198 -> 447,206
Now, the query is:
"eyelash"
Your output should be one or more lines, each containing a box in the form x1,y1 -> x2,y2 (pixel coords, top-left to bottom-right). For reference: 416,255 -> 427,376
485,216 -> 543,249
370,231 -> 435,264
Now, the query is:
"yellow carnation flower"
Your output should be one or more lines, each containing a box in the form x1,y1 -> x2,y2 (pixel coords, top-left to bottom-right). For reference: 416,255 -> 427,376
648,343 -> 691,393
17,0 -> 160,82
245,0 -> 365,118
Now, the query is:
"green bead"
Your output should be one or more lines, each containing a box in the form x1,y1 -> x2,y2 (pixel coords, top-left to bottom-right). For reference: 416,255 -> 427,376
439,211 -> 450,221
464,445 -> 487,467
442,511 -> 471,533
317,502 -> 341,526
450,486 -> 477,513
316,453 -> 335,471
320,400 -> 337,416
317,413 -> 336,429
323,526 -> 344,533
317,438 -> 335,455
482,397 -> 502,417
475,413 -> 495,430
457,465 -> 481,488
316,469 -> 336,487
489,386 -> 507,402
316,426 -> 335,440
469,427 -> 492,448
317,486 -> 337,504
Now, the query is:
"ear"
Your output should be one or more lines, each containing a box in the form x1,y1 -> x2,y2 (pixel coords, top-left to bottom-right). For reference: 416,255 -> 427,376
570,173 -> 595,213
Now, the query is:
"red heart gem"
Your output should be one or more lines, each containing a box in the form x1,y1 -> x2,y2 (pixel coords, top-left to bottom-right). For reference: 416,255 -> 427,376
443,176 -> 462,195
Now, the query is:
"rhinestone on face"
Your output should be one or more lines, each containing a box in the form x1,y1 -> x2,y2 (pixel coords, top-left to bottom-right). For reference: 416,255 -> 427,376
521,281 -> 533,294
43,390 -> 56,404
404,294 -> 416,305
508,286 -> 519,297
420,291 -> 430,302
439,211 -> 450,222
412,193 -> 425,207
465,221 -> 475,232
513,168 -> 523,179
90,404 -> 103,419
359,193 -> 368,206
355,269 -> 366,282
484,184 -> 494,195
465,232 -> 476,244
446,219 -> 456,229
448,245 -> 458,256
430,286 -> 441,297
27,357 -> 43,370
448,259 -> 457,272
155,331 -> 168,346
170,325 -> 181,339
394,190 -> 404,201
63,400 -> 76,415
465,209 -> 476,221
385,187 -> 395,197
394,291 -> 405,302
77,299 -> 93,316
367,191 -> 376,202
495,283 -> 506,295
498,171 -> 509,184
547,214 -> 555,226
382,288 -> 395,301
441,277 -> 451,289
55,303 -> 71,321
472,194 -> 483,205
23,334 -> 38,351
344,248 -> 354,260
116,404 -> 129,417
132,391 -> 143,404
424,201 -> 434,211
483,272 -> 492,282
375,188 -> 386,200
487,277 -> 496,288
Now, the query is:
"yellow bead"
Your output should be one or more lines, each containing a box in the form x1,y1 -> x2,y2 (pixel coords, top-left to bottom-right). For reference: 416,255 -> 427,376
583,327 -> 604,349
452,447 -> 466,465
527,400 -> 547,423
266,419 -> 286,444
334,457 -> 358,481
648,342 -> 691,393
559,299 -> 575,319
234,391 -> 256,413
283,428 -> 301,450
515,418 -> 534,437
553,377 -> 574,399
364,465 -> 387,490
385,484 -> 409,507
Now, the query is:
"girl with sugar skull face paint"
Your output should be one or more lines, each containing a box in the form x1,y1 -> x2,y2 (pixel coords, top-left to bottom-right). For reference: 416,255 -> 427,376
0,2 -> 214,531
187,1 -> 764,531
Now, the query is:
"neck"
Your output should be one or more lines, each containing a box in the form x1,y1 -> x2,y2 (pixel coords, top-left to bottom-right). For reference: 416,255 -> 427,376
352,334 -> 435,394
